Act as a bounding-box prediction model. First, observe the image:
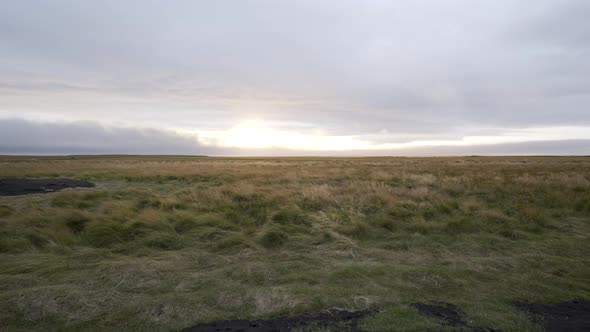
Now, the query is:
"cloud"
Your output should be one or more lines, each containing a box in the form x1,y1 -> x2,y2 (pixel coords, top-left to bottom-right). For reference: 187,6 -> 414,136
509,0 -> 590,50
387,140 -> 590,157
1,119 -> 588,156
0,1 -> 588,150
0,118 -> 219,155
241,140 -> 590,157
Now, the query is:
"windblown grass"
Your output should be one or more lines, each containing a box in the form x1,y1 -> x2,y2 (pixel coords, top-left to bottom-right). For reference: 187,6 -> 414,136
0,156 -> 589,331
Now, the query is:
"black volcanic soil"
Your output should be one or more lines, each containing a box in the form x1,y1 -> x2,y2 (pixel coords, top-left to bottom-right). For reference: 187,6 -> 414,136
0,178 -> 95,196
179,300 -> 590,332
179,308 -> 379,332
410,302 -> 496,332
411,302 -> 466,327
514,299 -> 590,332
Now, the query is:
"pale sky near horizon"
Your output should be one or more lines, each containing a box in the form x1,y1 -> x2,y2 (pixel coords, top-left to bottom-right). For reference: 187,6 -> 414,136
1,1 -> 589,155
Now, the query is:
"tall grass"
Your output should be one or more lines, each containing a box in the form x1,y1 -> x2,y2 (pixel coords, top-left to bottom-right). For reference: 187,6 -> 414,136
0,156 -> 589,331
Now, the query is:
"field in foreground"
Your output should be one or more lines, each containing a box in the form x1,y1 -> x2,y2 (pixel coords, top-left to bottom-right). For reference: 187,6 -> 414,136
0,156 -> 589,331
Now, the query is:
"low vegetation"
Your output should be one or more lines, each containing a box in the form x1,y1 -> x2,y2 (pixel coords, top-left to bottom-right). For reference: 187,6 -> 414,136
0,156 -> 589,331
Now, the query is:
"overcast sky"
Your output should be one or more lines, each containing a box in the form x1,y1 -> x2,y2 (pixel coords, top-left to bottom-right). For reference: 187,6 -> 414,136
1,0 -> 589,155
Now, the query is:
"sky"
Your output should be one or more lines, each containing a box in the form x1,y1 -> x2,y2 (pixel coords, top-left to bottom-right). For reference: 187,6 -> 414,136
1,0 -> 589,156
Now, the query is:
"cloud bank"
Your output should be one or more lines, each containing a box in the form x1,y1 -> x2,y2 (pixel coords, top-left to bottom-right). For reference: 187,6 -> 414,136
0,119 -> 211,155
1,119 -> 588,156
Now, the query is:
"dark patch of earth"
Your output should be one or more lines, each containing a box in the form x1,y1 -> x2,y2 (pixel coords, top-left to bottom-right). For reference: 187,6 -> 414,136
179,308 -> 379,332
410,302 -> 497,332
514,299 -> 590,332
0,178 -> 95,196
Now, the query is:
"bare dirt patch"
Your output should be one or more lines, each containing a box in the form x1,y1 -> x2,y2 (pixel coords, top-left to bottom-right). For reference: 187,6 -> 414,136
0,178 -> 95,196
179,308 -> 379,332
514,299 -> 590,332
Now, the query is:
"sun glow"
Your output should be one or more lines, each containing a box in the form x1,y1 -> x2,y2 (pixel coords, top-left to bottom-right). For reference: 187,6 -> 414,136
190,121 -> 590,152
223,120 -> 292,149
195,120 -> 372,151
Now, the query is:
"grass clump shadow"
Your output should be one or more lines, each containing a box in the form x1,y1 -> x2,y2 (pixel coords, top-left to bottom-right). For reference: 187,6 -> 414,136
63,212 -> 91,234
212,234 -> 252,254
142,233 -> 185,250
84,222 -> 128,247
574,197 -> 590,215
0,205 -> 15,217
272,207 -> 309,226
336,220 -> 369,239
258,228 -> 288,248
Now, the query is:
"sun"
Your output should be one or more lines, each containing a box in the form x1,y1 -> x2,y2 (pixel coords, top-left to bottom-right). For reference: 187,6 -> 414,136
224,120 -> 283,149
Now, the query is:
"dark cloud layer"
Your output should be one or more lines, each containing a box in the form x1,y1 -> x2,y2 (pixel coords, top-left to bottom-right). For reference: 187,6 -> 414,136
0,119 -> 213,155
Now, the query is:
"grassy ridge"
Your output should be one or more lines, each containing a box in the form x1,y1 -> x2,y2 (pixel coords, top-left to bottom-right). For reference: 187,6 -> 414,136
0,156 -> 589,331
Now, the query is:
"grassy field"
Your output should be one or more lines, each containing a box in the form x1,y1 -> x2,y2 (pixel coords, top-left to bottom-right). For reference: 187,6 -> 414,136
1,156 -> 589,331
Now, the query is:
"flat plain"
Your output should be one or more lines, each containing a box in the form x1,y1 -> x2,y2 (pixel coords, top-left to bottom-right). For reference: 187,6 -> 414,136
0,156 -> 589,331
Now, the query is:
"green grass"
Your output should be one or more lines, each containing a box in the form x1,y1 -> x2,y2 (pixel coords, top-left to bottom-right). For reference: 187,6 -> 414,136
0,156 -> 589,331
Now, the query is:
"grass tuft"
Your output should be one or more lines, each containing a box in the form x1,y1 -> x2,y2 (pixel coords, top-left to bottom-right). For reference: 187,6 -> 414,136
85,222 -> 127,247
143,233 -> 185,250
258,228 -> 289,248
0,204 -> 15,217
63,212 -> 91,234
